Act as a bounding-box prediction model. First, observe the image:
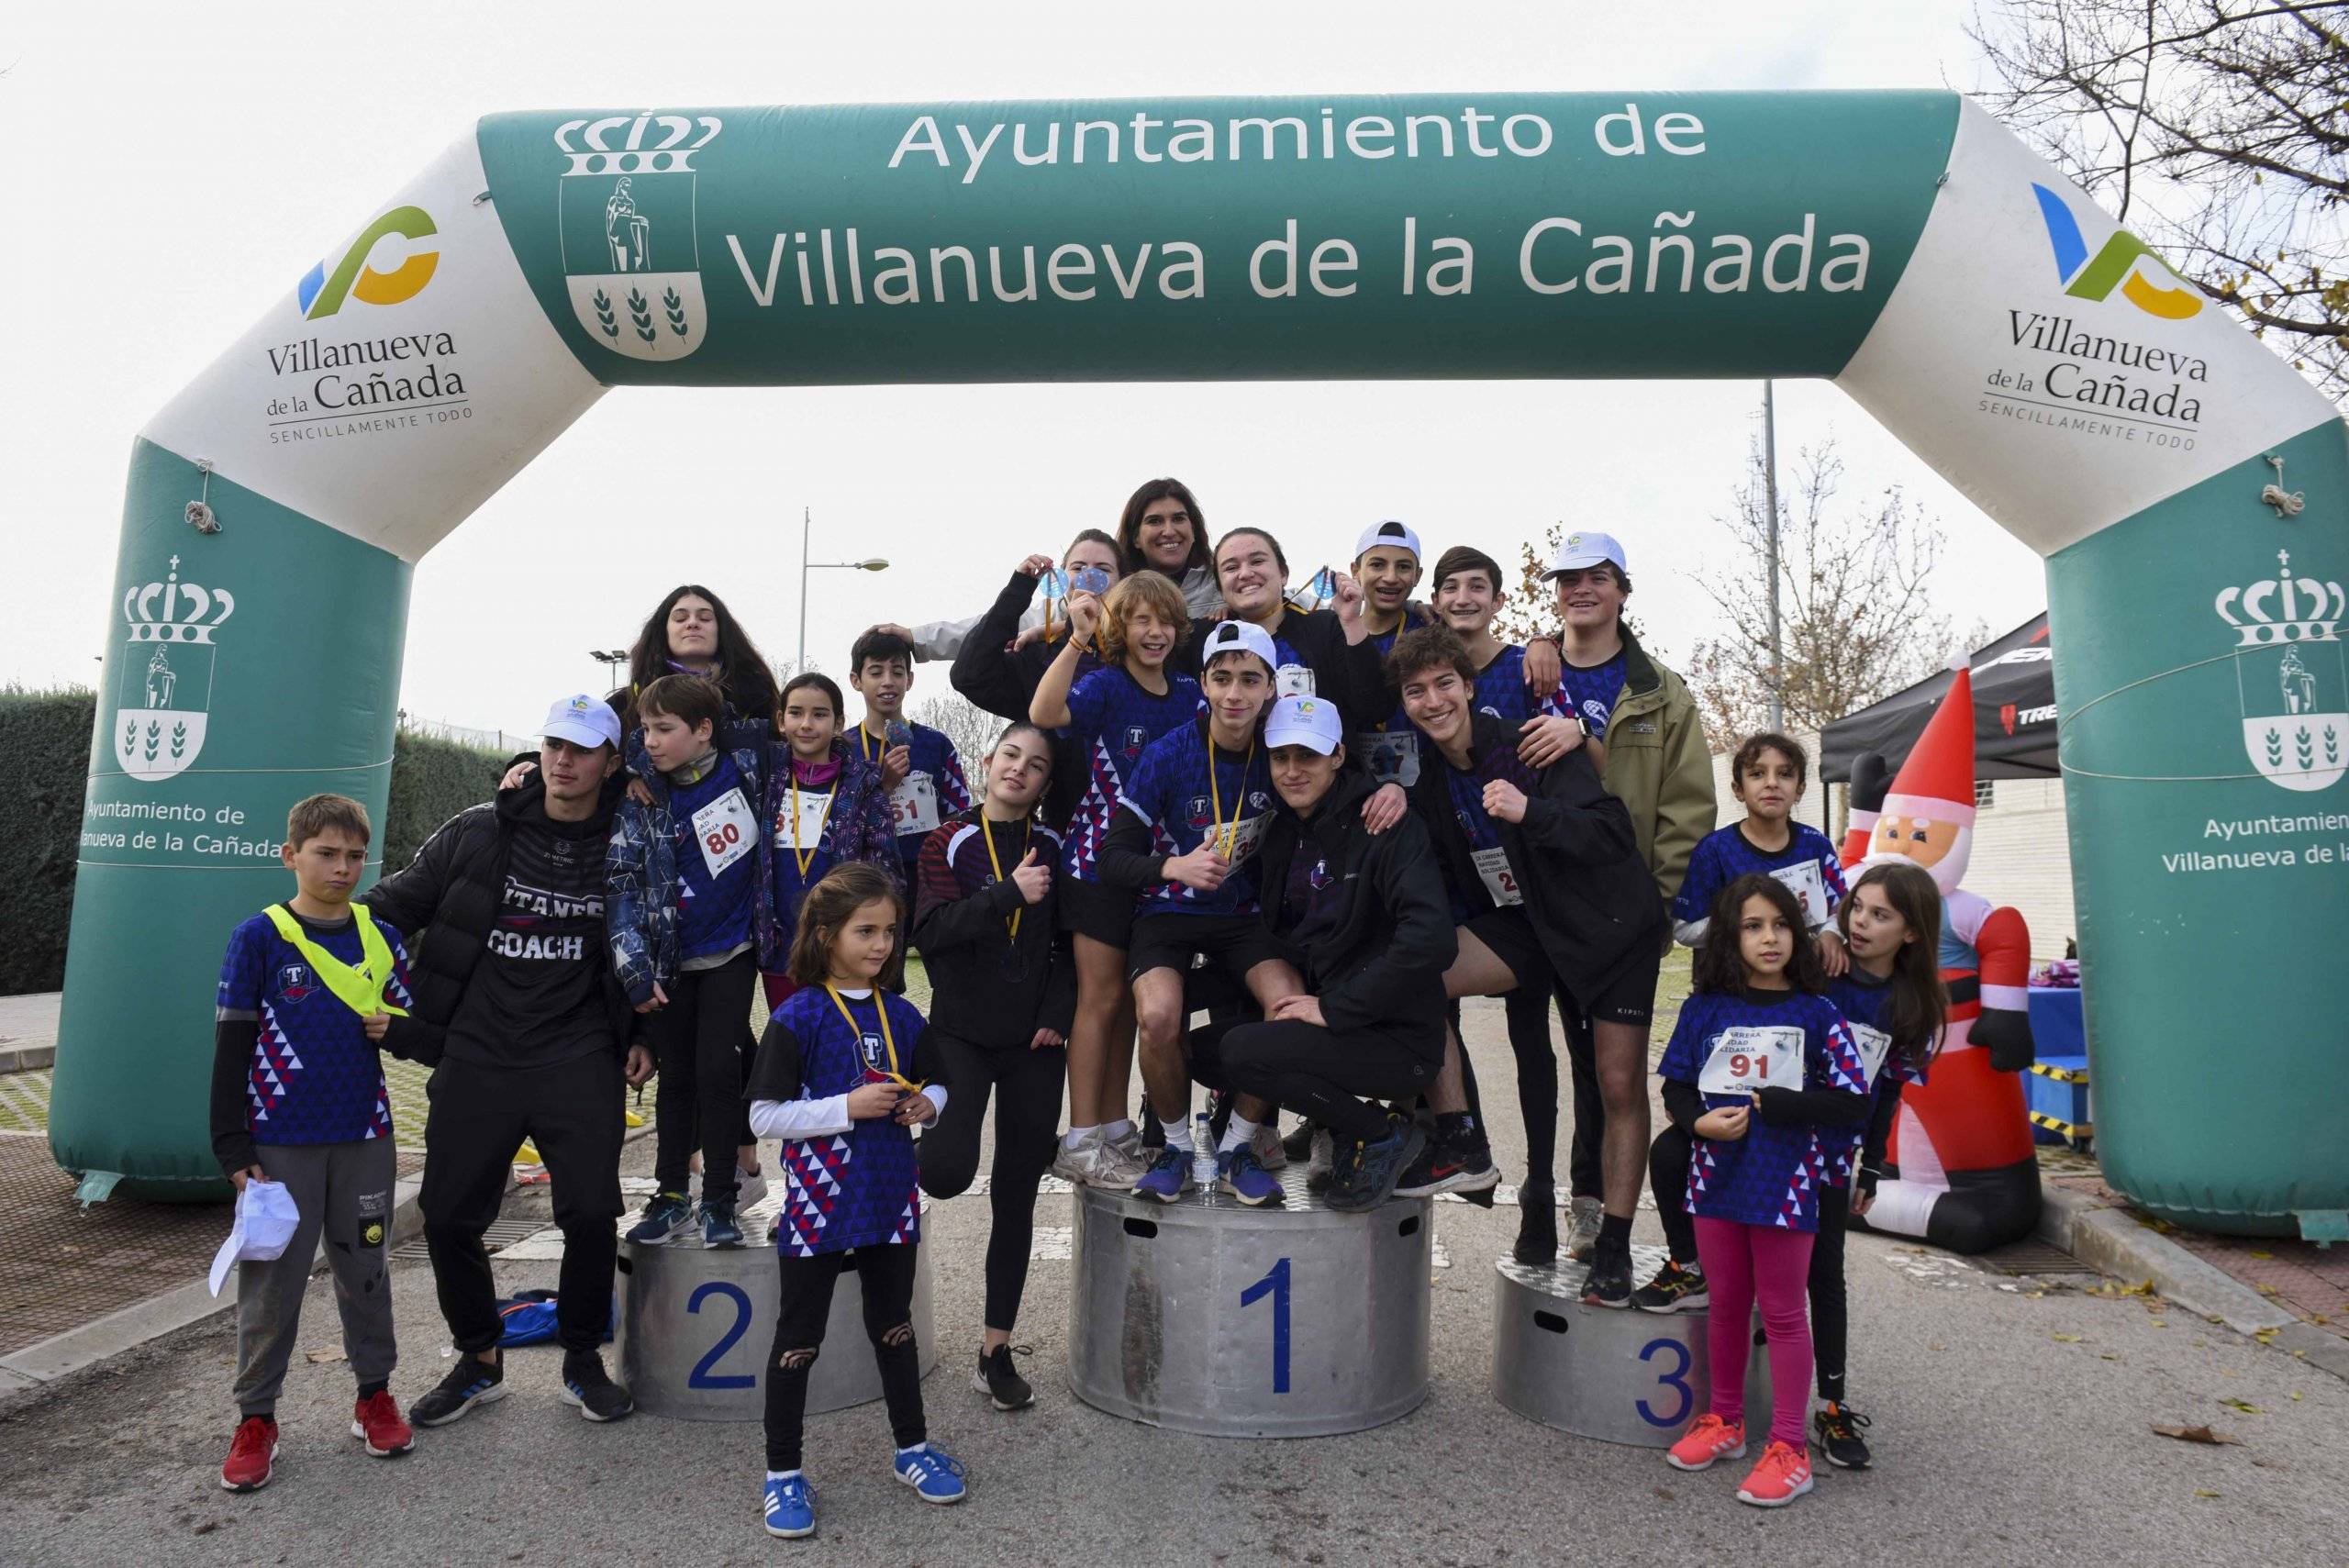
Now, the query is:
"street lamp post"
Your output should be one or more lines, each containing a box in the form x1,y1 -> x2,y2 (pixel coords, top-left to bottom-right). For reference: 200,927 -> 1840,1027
797,506 -> 889,667
589,648 -> 629,689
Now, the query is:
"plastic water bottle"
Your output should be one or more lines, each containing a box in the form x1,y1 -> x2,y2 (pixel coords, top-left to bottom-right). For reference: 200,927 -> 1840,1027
1192,1110 -> 1217,1190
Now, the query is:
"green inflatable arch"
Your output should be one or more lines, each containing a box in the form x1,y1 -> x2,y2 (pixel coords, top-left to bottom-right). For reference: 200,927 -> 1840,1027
60,92 -> 2345,1236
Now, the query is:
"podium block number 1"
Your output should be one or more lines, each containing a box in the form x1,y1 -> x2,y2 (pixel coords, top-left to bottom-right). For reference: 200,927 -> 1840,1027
1241,1257 -> 1293,1394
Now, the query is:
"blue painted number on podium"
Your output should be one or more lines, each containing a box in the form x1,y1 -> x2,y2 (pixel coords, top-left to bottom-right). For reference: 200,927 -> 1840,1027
1636,1337 -> 1694,1428
686,1281 -> 757,1390
1240,1257 -> 1293,1394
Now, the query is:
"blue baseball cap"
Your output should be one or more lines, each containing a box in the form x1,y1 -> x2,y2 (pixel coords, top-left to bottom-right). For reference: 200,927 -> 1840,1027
1265,695 -> 1343,755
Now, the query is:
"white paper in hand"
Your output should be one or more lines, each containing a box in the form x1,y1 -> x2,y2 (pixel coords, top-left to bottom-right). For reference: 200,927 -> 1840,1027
208,1179 -> 301,1296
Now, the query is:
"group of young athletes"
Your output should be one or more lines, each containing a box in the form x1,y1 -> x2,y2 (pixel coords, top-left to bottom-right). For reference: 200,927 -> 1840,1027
206,474 -> 1954,1532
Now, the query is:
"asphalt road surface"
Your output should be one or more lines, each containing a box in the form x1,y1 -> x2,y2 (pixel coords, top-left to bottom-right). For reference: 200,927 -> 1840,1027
3,1001 -> 2342,1566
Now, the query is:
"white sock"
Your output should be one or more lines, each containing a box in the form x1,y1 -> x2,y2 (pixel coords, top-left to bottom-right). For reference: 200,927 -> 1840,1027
1160,1118 -> 1194,1154
767,1469 -> 801,1482
896,1441 -> 928,1456
1219,1113 -> 1261,1156
1102,1118 -> 1134,1142
1063,1124 -> 1098,1152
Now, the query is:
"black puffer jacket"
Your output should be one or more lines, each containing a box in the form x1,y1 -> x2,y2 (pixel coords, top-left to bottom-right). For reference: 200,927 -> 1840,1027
363,773 -> 632,1065
950,566 -> 1098,830
1252,768 -> 1456,1045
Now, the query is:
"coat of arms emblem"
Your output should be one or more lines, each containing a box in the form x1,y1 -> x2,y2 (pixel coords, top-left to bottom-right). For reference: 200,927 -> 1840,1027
115,556 -> 235,783
2217,550 -> 2344,793
555,112 -> 722,362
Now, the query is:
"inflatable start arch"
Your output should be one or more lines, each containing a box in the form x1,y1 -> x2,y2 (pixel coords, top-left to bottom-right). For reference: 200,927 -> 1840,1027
61,92 -> 2344,1237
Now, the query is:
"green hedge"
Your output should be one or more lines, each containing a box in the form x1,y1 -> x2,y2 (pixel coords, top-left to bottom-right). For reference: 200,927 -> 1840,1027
0,688 -> 507,995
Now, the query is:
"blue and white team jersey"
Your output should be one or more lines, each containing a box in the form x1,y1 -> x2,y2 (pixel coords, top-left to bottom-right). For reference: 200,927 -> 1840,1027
1658,989 -> 1866,1231
1822,969 -> 1932,1185
217,910 -> 410,1147
753,986 -> 936,1257
1060,666 -> 1201,884
670,751 -> 761,962
1548,650 -> 1627,739
855,721 -> 971,878
1473,643 -> 1535,728
1117,718 -> 1277,918
1354,610 -> 1435,787
1673,821 -> 1847,942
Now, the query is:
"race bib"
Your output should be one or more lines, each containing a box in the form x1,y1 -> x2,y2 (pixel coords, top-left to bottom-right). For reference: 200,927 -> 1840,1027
889,773 -> 941,837
1219,811 -> 1272,866
786,790 -> 833,851
1770,860 -> 1831,929
1848,1022 -> 1893,1089
1276,663 -> 1317,700
691,788 -> 757,879
1358,728 -> 1421,788
1471,845 -> 1524,907
1697,1025 -> 1805,1098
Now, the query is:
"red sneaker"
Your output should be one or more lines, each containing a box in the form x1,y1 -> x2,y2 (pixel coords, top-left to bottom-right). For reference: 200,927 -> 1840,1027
220,1415 -> 278,1492
1735,1440 -> 1816,1507
351,1389 -> 415,1457
1664,1412 -> 1746,1472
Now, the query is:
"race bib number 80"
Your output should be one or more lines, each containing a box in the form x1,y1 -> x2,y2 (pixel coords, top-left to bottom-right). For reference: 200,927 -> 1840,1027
1697,1025 -> 1804,1098
691,789 -> 756,879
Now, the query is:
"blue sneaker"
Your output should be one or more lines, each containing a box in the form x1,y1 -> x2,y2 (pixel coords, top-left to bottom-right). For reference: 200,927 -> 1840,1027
763,1473 -> 817,1538
1326,1120 -> 1428,1213
626,1191 -> 694,1246
700,1200 -> 745,1249
1131,1147 -> 1196,1204
893,1443 -> 968,1505
1217,1146 -> 1284,1207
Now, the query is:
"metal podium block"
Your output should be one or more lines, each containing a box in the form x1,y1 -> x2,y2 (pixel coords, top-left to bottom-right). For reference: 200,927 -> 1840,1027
1068,1181 -> 1431,1438
1491,1244 -> 1774,1448
614,1201 -> 938,1422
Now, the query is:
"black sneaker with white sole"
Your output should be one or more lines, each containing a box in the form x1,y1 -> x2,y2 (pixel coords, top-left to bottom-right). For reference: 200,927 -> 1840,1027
1580,1241 -> 1633,1308
974,1344 -> 1033,1410
1394,1133 -> 1503,1199
408,1355 -> 507,1428
1812,1403 -> 1874,1469
560,1351 -> 635,1422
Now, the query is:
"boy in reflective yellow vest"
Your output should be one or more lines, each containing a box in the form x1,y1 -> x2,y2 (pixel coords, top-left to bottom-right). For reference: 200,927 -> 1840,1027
211,794 -> 426,1492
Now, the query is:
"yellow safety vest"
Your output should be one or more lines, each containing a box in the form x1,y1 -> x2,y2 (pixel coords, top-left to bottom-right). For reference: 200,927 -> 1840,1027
262,904 -> 409,1018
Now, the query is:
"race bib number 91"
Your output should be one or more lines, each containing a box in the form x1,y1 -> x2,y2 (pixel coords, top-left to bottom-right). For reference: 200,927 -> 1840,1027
1697,1025 -> 1804,1097
691,789 -> 756,879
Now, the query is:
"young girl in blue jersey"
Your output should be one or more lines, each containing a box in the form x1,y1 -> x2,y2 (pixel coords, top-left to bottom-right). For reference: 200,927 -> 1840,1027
1672,732 -> 1850,965
911,722 -> 1072,1412
763,673 -> 901,1014
609,674 -> 775,1251
746,862 -> 960,1537
1658,874 -> 1870,1509
1030,570 -> 1197,1190
1809,860 -> 1944,1471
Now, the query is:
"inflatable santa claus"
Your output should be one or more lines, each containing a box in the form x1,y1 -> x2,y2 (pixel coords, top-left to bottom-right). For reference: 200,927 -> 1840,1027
1841,667 -> 2041,1252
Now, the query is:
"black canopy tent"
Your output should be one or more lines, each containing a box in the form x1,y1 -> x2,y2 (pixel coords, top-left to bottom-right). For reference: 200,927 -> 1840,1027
1819,613 -> 2058,784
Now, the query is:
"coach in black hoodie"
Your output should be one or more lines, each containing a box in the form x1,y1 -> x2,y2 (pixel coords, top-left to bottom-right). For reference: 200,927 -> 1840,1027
1214,694 -> 1455,1212
364,694 -> 650,1429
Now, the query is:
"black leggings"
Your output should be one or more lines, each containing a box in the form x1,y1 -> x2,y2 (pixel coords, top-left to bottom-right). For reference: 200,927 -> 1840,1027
1220,1018 -> 1437,1142
1563,1005 -> 1605,1201
1648,1122 -> 1699,1266
649,950 -> 759,1205
1809,1186 -> 1852,1403
918,1031 -> 1066,1334
1503,984 -> 1559,1195
763,1244 -> 925,1471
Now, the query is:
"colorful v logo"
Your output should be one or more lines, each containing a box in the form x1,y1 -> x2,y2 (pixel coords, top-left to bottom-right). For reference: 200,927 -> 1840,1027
296,206 -> 440,319
2030,184 -> 2202,320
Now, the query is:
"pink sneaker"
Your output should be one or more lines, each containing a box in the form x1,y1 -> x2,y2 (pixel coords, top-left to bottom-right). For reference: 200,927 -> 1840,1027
1665,1412 -> 1746,1471
1735,1440 -> 1816,1507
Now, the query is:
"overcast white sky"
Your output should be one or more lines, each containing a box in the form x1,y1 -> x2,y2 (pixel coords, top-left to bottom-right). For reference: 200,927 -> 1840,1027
1,1 -> 2053,737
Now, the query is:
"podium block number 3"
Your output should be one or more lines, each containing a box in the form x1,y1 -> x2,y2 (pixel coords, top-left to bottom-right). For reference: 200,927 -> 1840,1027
1241,1257 -> 1293,1394
686,1281 -> 758,1390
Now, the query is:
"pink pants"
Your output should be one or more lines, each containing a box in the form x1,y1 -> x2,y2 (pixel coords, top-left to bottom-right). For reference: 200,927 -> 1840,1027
1694,1216 -> 1816,1448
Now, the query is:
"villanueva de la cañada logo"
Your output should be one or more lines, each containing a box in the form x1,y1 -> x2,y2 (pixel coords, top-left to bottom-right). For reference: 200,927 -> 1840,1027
2029,183 -> 2203,320
2217,550 -> 2345,794
296,206 -> 440,318
116,556 -> 235,784
556,112 -> 723,361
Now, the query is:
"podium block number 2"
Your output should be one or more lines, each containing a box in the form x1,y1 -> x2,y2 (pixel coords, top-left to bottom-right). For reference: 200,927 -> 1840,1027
686,1281 -> 758,1390
1241,1257 -> 1293,1394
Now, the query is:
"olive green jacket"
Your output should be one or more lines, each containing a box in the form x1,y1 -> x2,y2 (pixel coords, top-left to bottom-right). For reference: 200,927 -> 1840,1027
1596,630 -> 1716,909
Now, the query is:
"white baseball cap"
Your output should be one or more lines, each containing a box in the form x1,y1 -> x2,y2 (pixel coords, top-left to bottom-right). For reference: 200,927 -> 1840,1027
1545,529 -> 1628,578
1200,618 -> 1280,677
1264,695 -> 1343,755
541,693 -> 622,751
1354,519 -> 1423,562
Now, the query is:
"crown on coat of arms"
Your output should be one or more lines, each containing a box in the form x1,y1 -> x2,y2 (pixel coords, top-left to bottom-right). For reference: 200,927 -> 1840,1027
2215,550 -> 2342,647
123,556 -> 237,645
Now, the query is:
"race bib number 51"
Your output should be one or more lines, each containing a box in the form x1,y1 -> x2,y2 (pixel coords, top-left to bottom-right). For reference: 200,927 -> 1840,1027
1697,1025 -> 1804,1097
890,773 -> 941,837
691,789 -> 756,879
